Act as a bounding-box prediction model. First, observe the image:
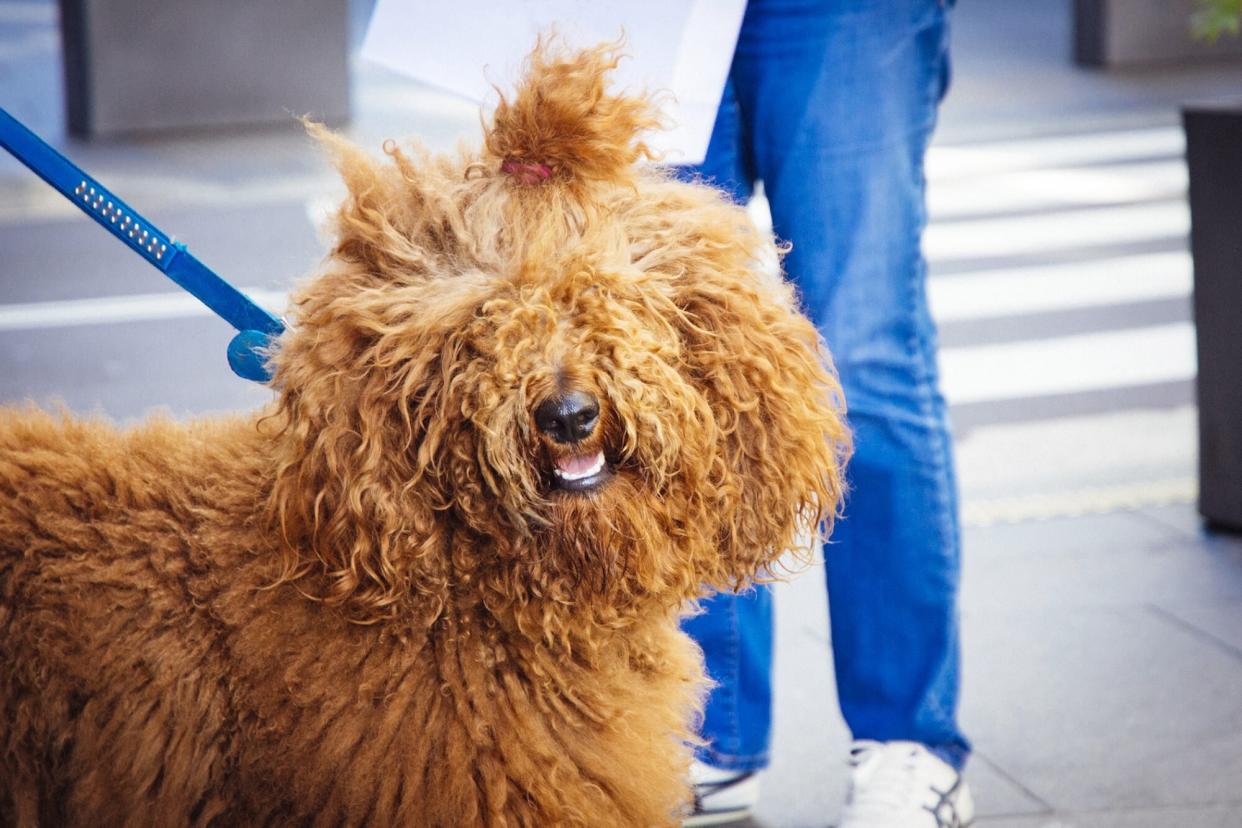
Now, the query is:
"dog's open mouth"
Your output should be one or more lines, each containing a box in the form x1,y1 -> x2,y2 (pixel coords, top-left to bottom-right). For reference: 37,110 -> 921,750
551,450 -> 611,493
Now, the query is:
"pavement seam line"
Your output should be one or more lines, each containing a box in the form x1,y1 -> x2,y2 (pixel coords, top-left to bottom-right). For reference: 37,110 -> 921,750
969,751 -> 1055,815
1144,603 -> 1242,665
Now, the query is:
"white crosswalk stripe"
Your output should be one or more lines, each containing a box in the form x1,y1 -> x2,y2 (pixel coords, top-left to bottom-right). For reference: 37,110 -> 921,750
925,126 -> 1184,179
924,200 -> 1189,262
928,251 -> 1190,322
939,322 -> 1195,405
927,159 -> 1186,220
0,289 -> 287,331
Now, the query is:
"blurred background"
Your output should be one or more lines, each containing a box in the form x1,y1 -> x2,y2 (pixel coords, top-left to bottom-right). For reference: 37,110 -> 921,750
2,1 -> 1241,825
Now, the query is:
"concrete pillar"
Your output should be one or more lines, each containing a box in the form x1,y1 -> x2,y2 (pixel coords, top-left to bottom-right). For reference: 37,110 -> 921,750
59,0 -> 350,137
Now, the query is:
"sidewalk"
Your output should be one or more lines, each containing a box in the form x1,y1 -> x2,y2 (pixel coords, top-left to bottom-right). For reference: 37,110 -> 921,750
2,1 -> 1241,826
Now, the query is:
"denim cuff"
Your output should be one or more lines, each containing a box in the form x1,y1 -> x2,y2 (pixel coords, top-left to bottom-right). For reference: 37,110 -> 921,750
695,744 -> 771,774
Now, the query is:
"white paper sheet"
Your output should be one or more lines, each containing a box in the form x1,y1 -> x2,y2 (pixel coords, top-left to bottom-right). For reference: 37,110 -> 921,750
360,0 -> 746,165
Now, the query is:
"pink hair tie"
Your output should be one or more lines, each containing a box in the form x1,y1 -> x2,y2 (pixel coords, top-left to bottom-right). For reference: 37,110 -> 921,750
501,159 -> 553,184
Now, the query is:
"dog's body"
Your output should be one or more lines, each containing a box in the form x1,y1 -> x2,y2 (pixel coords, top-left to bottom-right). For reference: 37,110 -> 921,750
0,44 -> 847,827
0,415 -> 701,825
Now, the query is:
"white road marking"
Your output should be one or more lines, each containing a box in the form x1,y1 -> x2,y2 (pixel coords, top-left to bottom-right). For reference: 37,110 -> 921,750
928,251 -> 1191,322
928,159 -> 1186,220
924,200 -> 1189,262
927,126 -> 1184,180
0,289 -> 288,331
939,322 -> 1196,405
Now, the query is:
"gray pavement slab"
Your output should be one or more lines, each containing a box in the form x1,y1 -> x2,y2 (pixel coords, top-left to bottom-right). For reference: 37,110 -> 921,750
749,563 -> 1064,827
958,513 -> 1242,822
1137,503 -> 1222,540
957,411 -> 1198,497
0,316 -> 275,420
961,602 -> 1242,812
1152,599 -> 1242,658
746,508 -> 1242,826
757,566 -> 845,828
960,513 -> 1242,614
976,803 -> 1242,828
966,753 -> 1053,821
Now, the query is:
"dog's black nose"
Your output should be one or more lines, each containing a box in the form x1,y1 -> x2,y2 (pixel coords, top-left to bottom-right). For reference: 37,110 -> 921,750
534,391 -> 599,443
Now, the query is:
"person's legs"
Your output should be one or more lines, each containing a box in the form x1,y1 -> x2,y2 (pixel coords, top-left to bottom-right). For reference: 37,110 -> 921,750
728,0 -> 970,768
681,588 -> 774,772
678,0 -> 969,784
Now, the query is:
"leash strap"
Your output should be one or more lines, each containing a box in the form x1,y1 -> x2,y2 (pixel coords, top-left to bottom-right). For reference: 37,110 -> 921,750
0,106 -> 285,382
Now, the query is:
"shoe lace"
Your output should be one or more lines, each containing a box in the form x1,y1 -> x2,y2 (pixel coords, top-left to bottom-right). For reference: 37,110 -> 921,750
845,742 -> 923,820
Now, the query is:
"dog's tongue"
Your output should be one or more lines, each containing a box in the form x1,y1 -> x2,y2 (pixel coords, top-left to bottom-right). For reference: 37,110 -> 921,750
556,452 -> 603,475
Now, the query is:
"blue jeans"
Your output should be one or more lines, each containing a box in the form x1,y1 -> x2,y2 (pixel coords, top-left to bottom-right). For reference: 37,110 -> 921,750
677,0 -> 970,772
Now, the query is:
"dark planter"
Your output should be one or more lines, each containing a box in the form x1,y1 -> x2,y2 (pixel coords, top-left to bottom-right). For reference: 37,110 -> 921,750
1184,105 -> 1242,531
59,0 -> 350,137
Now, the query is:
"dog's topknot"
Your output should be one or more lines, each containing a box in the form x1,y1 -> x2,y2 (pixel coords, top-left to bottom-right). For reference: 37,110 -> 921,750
485,39 -> 662,188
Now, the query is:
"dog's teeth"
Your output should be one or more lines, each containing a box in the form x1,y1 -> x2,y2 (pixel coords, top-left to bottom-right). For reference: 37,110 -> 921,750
554,452 -> 605,481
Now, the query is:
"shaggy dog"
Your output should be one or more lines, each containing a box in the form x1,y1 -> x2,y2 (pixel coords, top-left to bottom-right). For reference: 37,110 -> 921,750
0,44 -> 848,827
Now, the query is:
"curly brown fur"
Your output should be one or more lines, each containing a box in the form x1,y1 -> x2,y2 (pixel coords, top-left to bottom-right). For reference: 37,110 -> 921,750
0,42 -> 849,827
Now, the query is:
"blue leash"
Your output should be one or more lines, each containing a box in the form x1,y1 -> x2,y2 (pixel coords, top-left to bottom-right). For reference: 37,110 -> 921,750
0,106 -> 284,383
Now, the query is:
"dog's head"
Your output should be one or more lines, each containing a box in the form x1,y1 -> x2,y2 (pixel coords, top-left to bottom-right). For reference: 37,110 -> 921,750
267,42 -> 850,627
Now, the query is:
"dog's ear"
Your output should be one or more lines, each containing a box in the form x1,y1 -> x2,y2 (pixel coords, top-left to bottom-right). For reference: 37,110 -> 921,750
658,189 -> 852,589
305,120 -> 471,279
264,275 -> 492,624
485,39 -> 663,189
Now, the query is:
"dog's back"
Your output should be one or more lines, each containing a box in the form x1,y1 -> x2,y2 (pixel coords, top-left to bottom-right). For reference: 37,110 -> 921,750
0,410 -> 254,826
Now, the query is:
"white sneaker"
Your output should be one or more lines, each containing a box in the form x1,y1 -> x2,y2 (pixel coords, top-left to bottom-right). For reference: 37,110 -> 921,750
839,740 -> 974,828
683,760 -> 761,826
